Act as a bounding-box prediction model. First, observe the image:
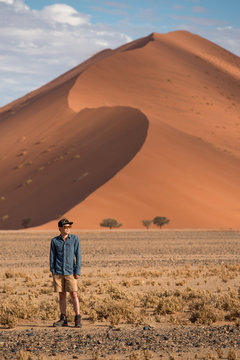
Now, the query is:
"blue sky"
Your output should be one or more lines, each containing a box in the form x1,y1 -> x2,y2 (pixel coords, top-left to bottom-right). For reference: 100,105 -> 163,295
0,0 -> 240,107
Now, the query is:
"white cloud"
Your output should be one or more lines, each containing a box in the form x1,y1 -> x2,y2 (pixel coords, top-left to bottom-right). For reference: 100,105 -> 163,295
0,0 -> 13,3
0,0 -> 132,107
217,26 -> 233,31
38,4 -> 90,26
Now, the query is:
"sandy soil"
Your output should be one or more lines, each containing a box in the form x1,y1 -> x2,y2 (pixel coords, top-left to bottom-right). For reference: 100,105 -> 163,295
1,229 -> 240,359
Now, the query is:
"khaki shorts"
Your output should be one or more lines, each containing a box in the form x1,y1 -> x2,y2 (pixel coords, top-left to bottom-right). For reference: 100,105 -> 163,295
53,274 -> 78,293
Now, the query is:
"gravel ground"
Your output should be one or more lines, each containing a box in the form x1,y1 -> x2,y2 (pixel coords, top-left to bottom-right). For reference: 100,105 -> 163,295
1,323 -> 240,359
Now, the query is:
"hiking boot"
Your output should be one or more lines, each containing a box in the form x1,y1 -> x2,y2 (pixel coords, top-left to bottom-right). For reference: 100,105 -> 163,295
75,314 -> 82,328
53,314 -> 68,327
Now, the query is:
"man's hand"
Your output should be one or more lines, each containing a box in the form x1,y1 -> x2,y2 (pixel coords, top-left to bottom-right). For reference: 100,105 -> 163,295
74,274 -> 80,279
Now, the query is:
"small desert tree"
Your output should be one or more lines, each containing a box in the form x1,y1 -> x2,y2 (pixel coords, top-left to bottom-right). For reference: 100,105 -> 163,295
21,218 -> 32,228
100,218 -> 122,230
153,216 -> 170,229
142,219 -> 152,230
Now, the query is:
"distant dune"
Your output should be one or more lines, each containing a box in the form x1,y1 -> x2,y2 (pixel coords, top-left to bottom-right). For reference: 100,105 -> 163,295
0,31 -> 240,230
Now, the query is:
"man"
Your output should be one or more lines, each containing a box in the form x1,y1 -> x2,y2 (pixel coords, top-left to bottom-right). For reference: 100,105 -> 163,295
50,218 -> 81,328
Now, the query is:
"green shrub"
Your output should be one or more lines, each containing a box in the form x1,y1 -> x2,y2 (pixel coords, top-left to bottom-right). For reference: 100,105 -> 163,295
153,216 -> 170,229
100,218 -> 122,229
142,220 -> 152,230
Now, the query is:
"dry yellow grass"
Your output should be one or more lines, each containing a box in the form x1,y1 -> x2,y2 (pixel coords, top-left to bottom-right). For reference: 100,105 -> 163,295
0,229 -> 240,359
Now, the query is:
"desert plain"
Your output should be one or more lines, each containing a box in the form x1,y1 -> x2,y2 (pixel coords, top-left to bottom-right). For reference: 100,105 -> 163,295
1,229 -> 240,360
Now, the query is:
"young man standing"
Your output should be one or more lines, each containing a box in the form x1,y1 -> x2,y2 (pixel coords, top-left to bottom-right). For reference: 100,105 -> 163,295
50,218 -> 81,328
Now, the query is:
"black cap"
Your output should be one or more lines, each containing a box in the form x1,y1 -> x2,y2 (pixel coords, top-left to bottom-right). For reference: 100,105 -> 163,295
58,218 -> 73,227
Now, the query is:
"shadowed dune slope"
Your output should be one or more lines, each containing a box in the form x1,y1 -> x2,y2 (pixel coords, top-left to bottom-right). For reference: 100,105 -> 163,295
0,31 -> 240,229
0,105 -> 148,228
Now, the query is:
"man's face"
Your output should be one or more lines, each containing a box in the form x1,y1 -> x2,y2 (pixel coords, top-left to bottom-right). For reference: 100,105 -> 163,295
59,224 -> 71,237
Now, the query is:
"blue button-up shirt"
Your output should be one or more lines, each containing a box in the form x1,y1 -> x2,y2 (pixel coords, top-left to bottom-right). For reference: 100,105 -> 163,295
50,234 -> 81,276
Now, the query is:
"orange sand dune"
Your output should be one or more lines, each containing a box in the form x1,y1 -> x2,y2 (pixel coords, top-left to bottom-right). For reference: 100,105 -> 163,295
0,31 -> 240,229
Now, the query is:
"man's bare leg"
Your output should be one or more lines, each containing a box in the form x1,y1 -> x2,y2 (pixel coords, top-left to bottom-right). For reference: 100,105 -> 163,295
53,292 -> 68,326
70,291 -> 80,315
59,292 -> 67,315
70,292 -> 81,327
